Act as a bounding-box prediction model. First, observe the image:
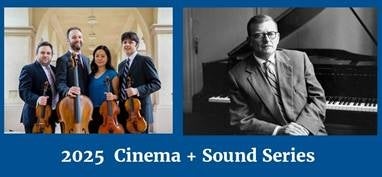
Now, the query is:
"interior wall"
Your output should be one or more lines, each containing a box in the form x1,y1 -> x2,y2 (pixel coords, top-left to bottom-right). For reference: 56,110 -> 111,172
183,8 -> 257,112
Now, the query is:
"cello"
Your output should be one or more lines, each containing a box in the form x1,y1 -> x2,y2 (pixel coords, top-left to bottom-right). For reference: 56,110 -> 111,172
57,53 -> 93,134
32,81 -> 53,133
98,76 -> 124,134
124,76 -> 147,133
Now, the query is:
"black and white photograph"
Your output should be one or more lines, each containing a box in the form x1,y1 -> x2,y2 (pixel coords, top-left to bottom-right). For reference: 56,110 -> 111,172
183,8 -> 377,135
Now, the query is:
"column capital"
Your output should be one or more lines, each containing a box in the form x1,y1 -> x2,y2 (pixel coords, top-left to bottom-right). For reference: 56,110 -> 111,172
150,24 -> 172,35
5,26 -> 35,36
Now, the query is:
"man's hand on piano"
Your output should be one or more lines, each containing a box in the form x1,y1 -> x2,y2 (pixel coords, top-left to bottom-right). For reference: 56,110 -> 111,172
277,122 -> 309,136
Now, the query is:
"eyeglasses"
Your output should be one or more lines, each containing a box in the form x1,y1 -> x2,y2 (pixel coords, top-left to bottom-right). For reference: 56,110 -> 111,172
251,31 -> 279,40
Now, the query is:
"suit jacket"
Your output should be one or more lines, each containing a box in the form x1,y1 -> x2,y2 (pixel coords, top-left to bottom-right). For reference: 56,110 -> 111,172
118,54 -> 161,124
228,49 -> 327,135
56,51 -> 91,97
19,61 -> 56,128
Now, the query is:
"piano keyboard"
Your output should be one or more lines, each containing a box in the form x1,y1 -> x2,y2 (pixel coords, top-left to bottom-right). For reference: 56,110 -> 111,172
208,96 -> 377,112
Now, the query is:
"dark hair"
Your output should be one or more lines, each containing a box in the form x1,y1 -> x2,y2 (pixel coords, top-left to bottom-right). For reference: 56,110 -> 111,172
90,45 -> 115,76
36,41 -> 53,55
66,26 -> 82,39
120,31 -> 140,45
247,15 -> 277,36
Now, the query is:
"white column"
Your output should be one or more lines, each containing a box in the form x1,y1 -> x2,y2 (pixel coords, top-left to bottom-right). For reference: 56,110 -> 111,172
151,8 -> 173,133
4,8 -> 35,133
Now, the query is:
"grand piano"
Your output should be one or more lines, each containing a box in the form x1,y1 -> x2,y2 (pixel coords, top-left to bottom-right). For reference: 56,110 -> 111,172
188,8 -> 377,135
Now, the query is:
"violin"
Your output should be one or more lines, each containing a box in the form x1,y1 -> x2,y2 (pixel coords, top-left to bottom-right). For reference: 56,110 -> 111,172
98,76 -> 124,134
32,81 -> 53,133
124,76 -> 147,133
57,53 -> 93,134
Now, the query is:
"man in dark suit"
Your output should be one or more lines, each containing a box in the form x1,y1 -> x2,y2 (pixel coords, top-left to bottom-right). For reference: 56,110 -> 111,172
118,31 -> 161,133
56,26 -> 90,98
229,15 -> 326,135
19,41 -> 59,133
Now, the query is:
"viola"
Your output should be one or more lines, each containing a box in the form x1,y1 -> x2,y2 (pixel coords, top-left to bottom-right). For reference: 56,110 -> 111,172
32,81 -> 53,133
57,53 -> 93,134
98,76 -> 124,134
124,76 -> 147,133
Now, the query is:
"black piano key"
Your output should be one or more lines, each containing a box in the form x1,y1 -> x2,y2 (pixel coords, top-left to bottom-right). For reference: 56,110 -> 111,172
330,96 -> 338,104
347,97 -> 353,105
359,98 -> 366,106
338,97 -> 343,105
339,97 -> 347,105
370,98 -> 374,106
326,96 -> 332,103
366,98 -> 370,106
353,97 -> 358,105
343,97 -> 351,105
372,98 -> 377,107
354,97 -> 360,106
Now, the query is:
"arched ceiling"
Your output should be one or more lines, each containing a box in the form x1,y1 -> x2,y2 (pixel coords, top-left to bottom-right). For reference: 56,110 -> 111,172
32,8 -> 154,60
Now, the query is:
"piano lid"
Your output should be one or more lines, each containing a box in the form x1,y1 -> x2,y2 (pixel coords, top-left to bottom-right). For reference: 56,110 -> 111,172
295,48 -> 376,66
228,8 -> 377,62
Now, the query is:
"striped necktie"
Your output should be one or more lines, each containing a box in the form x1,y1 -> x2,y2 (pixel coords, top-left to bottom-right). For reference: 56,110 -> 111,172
120,58 -> 131,101
264,60 -> 287,119
264,60 -> 279,97
44,65 -> 58,109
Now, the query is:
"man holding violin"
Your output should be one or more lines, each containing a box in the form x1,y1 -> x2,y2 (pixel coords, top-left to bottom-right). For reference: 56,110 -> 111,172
19,41 -> 59,133
118,31 -> 161,133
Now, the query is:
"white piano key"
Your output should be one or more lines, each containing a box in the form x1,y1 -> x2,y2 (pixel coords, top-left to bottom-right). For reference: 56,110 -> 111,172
209,96 -> 377,112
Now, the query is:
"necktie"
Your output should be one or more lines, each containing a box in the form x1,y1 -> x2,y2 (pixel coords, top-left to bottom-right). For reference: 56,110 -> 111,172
76,55 -> 84,70
264,61 -> 279,97
120,58 -> 131,101
264,60 -> 286,119
44,66 -> 58,109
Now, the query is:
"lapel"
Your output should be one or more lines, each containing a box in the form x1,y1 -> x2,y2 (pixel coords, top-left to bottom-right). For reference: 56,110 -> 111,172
245,55 -> 286,124
128,54 -> 139,75
119,59 -> 126,74
64,51 -> 72,61
50,65 -> 56,74
34,61 -> 48,83
81,54 -> 90,73
275,51 -> 294,120
65,51 -> 89,73
34,61 -> 53,96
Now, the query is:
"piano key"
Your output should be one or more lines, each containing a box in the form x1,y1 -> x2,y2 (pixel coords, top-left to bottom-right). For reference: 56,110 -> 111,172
208,96 -> 377,112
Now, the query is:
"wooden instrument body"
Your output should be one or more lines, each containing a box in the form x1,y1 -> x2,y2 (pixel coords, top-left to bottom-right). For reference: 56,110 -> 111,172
33,81 -> 53,134
98,77 -> 124,134
58,95 -> 93,133
124,98 -> 147,133
124,76 -> 147,133
99,100 -> 124,134
58,53 -> 93,134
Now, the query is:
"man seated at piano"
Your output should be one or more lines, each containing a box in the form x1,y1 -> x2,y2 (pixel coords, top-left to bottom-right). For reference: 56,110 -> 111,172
228,15 -> 327,135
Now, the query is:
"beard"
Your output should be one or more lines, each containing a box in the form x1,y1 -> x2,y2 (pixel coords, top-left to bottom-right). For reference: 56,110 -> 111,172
70,41 -> 82,51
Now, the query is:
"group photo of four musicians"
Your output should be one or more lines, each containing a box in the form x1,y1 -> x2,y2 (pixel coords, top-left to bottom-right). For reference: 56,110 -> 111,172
4,8 -> 173,134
